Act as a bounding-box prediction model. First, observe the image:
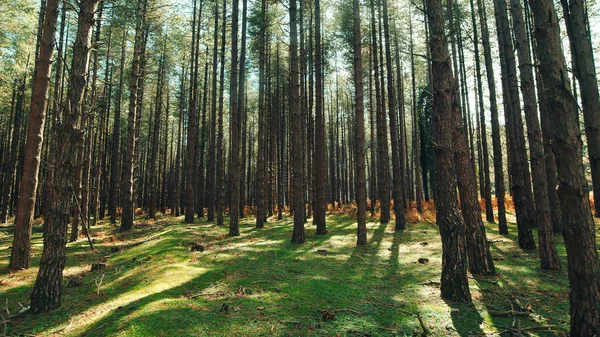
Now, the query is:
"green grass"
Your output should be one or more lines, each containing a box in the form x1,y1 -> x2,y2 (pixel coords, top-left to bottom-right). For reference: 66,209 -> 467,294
0,211 -> 579,336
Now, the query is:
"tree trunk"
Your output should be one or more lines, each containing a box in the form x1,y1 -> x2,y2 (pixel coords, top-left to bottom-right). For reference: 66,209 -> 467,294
529,0 -> 600,332
370,0 -> 389,224
382,0 -> 405,230
427,0 -> 471,302
475,0 -> 507,233
120,0 -> 147,231
493,0 -> 536,249
290,0 -> 305,243
229,0 -> 241,236
509,0 -> 560,269
30,0 -> 99,312
9,0 -> 59,269
560,0 -> 600,217
313,0 -> 327,234
353,0 -> 367,246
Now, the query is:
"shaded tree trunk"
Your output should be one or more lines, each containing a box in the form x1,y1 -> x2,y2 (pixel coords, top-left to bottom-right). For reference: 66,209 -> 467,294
427,0 -> 471,302
29,0 -> 99,312
120,0 -> 147,231
290,0 -> 305,244
529,0 -> 600,332
313,0 -> 327,234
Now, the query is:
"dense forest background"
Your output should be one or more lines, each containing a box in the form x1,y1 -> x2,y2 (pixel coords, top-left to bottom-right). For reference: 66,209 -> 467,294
1,0 -> 600,334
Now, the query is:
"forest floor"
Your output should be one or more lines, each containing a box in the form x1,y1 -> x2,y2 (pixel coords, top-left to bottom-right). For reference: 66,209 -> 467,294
0,209 -> 585,336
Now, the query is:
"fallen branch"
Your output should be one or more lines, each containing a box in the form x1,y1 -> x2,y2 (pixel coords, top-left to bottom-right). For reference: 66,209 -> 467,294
186,290 -> 226,299
489,310 -> 530,317
417,312 -> 430,336
419,280 -> 441,286
469,276 -> 499,285
320,308 -> 362,315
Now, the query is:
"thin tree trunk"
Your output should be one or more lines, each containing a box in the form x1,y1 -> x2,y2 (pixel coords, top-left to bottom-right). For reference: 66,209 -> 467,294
290,0 -> 305,243
476,0 -> 507,233
509,0 -> 560,269
120,0 -> 147,231
313,0 -> 327,234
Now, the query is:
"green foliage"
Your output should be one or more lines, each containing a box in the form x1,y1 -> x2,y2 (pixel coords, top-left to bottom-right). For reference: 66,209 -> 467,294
0,214 -> 573,336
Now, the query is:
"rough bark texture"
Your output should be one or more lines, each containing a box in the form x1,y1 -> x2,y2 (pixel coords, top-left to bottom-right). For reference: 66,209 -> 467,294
382,0 -> 405,230
30,0 -> 99,312
185,0 -> 199,224
9,0 -> 59,269
529,0 -> 600,333
353,0 -> 367,246
255,0 -> 267,228
561,0 -> 600,217
229,0 -> 241,236
509,0 -> 560,269
290,0 -> 305,244
120,0 -> 147,232
493,0 -> 536,248
427,0 -> 471,303
370,0 -> 389,224
313,0 -> 327,235
469,0 -> 494,224
475,0 -> 507,233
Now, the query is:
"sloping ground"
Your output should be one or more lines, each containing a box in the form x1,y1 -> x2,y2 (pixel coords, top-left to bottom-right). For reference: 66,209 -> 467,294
0,213 -> 576,336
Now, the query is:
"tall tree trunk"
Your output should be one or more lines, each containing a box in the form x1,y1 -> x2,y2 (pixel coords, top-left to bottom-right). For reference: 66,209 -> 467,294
120,0 -> 147,231
109,30 -> 127,225
469,0 -> 493,223
255,0 -> 267,228
476,0 -> 507,233
215,0 -> 227,227
493,0 -> 536,248
238,0 -> 248,219
353,0 -> 367,246
529,0 -> 600,332
370,0 -> 389,223
206,0 -> 219,223
509,0 -> 560,269
229,0 -> 241,236
561,0 -> 600,217
0,81 -> 24,223
382,0 -> 405,230
427,0 -> 471,302
313,0 -> 327,234
9,0 -> 59,269
290,0 -> 305,243
30,0 -> 99,312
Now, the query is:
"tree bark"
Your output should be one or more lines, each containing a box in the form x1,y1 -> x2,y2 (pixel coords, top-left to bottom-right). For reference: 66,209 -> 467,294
427,0 -> 471,302
30,0 -> 99,312
529,0 -> 600,332
9,0 -> 59,269
560,0 -> 600,218
381,0 -> 405,230
313,0 -> 327,234
475,0 -> 507,233
290,0 -> 305,244
353,0 -> 367,246
120,0 -> 147,231
509,0 -> 560,269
